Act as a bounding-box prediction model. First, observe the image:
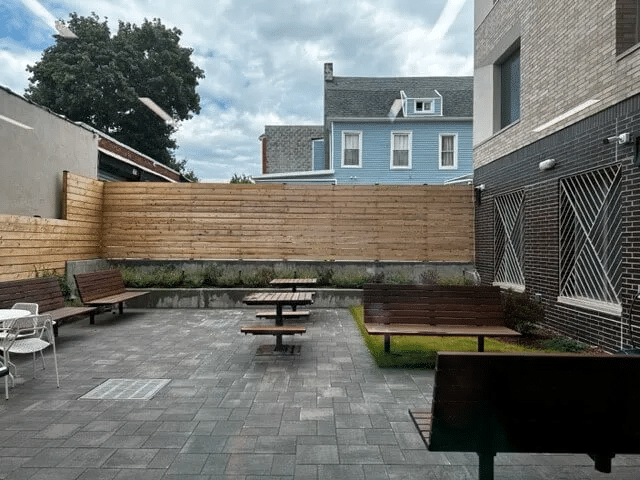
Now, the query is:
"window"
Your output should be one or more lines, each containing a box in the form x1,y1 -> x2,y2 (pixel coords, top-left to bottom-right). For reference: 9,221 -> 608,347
559,166 -> 622,314
342,131 -> 362,167
415,100 -> 434,113
494,191 -> 525,289
616,0 -> 640,54
391,132 -> 411,168
500,46 -> 520,128
439,133 -> 457,169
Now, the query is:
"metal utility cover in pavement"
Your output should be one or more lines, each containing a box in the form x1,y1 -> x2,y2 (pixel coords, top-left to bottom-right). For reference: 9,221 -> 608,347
81,378 -> 171,400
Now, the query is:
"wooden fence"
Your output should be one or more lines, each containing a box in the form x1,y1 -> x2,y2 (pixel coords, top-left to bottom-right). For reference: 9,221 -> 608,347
0,173 -> 102,281
1,173 -> 474,281
101,182 -> 474,262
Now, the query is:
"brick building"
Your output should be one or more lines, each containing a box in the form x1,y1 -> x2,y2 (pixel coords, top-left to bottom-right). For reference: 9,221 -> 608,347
473,0 -> 640,351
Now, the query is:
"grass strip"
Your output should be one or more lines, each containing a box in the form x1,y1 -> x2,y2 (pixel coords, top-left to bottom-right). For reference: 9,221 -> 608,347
350,305 -> 537,369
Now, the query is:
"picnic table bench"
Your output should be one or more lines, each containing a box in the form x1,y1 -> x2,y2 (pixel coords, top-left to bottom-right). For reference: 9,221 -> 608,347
363,283 -> 520,353
74,270 -> 149,319
242,291 -> 314,350
409,352 -> 640,480
0,277 -> 97,336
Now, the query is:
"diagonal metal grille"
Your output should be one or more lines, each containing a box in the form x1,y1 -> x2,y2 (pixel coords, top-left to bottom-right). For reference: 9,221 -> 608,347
494,190 -> 525,287
560,165 -> 622,306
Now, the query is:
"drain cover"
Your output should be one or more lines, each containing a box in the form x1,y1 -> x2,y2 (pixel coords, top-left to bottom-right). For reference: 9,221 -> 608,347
81,378 -> 170,400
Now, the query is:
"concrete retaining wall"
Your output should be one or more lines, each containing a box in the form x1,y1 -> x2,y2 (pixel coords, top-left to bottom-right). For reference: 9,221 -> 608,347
124,288 -> 362,309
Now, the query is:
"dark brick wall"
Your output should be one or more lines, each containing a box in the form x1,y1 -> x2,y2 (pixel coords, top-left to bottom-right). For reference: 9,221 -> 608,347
475,93 -> 640,352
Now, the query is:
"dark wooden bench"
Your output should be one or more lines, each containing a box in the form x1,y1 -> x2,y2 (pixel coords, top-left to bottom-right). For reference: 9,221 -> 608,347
409,352 -> 640,480
363,284 -> 520,353
241,325 -> 306,335
74,270 -> 148,317
0,277 -> 97,336
255,310 -> 310,319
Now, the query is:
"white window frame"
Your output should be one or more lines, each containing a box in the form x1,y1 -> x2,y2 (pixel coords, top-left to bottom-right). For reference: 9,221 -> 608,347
390,131 -> 412,169
414,99 -> 435,114
341,131 -> 362,168
439,133 -> 458,169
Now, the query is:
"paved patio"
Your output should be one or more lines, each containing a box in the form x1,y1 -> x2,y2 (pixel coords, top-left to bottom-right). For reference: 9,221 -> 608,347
0,307 -> 639,479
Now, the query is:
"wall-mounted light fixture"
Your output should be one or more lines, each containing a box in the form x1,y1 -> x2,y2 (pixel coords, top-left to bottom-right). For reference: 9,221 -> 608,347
475,184 -> 485,205
538,158 -> 556,171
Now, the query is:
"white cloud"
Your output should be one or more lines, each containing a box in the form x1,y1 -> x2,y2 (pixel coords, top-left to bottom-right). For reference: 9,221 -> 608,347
3,0 -> 473,182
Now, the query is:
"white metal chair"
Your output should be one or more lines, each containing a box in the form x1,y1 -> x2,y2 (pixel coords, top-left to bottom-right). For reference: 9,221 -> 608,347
11,303 -> 39,315
10,302 -> 46,369
0,314 -> 59,388
0,319 -> 18,399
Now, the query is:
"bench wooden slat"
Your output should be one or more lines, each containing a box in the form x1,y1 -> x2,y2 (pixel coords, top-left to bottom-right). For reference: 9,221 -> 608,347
241,325 -> 306,335
364,324 -> 520,337
74,270 -> 148,316
363,284 -> 519,352
256,310 -> 310,318
415,352 -> 640,479
0,277 -> 97,335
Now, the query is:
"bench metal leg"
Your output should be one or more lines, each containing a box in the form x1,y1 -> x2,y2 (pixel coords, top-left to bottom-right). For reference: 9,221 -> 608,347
118,302 -> 124,315
384,335 -> 391,353
478,452 -> 494,480
89,312 -> 95,325
477,336 -> 485,352
275,304 -> 284,350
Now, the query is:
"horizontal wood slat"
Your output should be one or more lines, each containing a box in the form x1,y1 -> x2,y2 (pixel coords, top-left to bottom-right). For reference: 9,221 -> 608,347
2,175 -> 474,281
101,183 -> 474,262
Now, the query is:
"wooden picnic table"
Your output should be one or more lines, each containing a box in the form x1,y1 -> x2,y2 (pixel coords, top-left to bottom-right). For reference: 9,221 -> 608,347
242,291 -> 314,350
269,278 -> 317,291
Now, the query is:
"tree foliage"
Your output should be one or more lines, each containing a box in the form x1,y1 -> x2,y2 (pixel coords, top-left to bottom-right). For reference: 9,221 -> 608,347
25,12 -> 205,177
230,173 -> 254,184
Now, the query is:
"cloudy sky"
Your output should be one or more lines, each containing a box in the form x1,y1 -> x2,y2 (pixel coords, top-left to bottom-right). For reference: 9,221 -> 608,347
1,0 -> 473,182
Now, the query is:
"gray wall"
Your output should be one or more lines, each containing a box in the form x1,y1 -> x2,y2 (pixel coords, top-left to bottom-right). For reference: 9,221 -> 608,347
263,125 -> 323,174
0,87 -> 98,219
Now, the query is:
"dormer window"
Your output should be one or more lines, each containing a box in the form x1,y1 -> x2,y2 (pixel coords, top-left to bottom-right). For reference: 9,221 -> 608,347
415,99 -> 434,114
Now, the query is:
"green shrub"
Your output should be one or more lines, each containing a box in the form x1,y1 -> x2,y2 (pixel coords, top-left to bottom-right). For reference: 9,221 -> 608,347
330,269 -> 374,288
502,290 -> 545,335
420,270 -> 439,285
542,336 -> 588,353
437,276 -> 475,286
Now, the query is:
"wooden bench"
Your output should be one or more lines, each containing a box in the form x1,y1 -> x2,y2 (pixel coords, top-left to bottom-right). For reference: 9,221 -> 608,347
74,270 -> 149,317
256,310 -> 310,319
363,283 -> 520,353
241,325 -> 306,335
409,352 -> 640,480
0,277 -> 97,336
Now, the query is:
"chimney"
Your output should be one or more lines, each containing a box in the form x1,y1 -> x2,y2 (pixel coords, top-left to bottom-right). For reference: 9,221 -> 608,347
324,63 -> 333,82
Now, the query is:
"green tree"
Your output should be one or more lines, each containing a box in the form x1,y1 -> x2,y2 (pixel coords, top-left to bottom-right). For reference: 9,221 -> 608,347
230,173 -> 254,184
25,12 -> 204,177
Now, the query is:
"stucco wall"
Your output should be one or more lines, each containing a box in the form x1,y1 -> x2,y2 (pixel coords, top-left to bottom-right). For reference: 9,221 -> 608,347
0,88 -> 98,219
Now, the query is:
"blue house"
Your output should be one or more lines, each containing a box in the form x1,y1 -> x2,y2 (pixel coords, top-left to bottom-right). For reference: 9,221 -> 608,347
254,64 -> 473,185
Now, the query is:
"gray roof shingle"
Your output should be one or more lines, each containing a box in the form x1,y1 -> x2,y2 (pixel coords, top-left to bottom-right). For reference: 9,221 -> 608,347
324,76 -> 473,119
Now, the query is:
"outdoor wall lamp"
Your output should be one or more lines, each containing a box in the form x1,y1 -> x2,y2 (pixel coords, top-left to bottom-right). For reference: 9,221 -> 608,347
539,158 -> 556,171
475,184 -> 485,205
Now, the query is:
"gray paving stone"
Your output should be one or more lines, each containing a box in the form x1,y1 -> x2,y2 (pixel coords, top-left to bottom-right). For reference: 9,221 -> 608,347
1,308 -> 636,479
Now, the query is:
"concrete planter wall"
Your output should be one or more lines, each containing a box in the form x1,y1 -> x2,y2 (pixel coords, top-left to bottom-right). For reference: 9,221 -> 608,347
124,288 -> 363,309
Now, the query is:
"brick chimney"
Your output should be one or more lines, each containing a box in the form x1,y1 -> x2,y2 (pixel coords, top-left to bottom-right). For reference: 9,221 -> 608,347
324,63 -> 333,82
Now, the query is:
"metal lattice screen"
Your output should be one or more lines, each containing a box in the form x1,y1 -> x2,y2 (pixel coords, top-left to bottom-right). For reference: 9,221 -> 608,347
494,190 -> 525,287
560,165 -> 622,306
